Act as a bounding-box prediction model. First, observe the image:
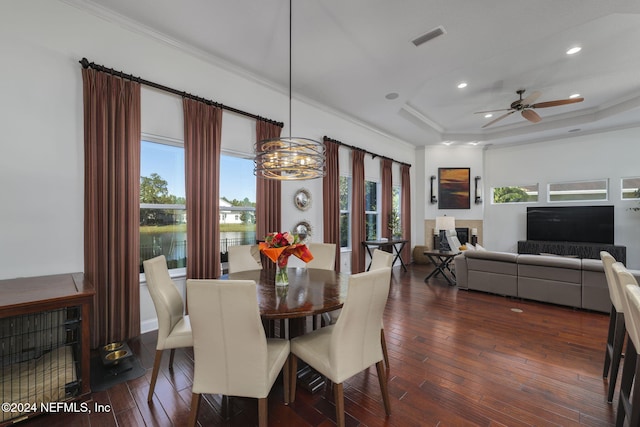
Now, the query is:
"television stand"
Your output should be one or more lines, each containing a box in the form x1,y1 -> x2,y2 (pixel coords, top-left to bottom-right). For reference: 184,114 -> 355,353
517,240 -> 626,264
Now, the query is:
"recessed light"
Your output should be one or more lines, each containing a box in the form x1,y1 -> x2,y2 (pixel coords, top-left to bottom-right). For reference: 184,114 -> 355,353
484,113 -> 493,118
442,141 -> 453,146
385,92 -> 399,100
566,46 -> 581,55
569,93 -> 581,99
457,82 -> 468,89
467,141 -> 480,146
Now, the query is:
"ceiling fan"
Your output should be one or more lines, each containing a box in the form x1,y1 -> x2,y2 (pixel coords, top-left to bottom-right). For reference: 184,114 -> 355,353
476,89 -> 584,128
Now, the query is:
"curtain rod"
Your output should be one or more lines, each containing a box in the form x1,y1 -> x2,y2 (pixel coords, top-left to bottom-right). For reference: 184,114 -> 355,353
79,58 -> 284,128
323,136 -> 411,168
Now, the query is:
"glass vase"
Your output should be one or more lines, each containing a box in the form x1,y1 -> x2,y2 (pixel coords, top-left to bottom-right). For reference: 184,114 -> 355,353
275,256 -> 289,286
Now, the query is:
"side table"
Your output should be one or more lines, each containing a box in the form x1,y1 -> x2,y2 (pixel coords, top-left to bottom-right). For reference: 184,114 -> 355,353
423,250 -> 460,285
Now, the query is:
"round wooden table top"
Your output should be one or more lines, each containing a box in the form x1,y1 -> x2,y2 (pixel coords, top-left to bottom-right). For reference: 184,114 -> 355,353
227,267 -> 349,320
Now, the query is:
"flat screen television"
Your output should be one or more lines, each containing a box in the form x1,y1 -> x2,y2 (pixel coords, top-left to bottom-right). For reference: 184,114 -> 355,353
526,205 -> 614,244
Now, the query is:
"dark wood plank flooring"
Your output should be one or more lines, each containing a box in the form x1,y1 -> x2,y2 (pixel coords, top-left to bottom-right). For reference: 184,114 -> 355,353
21,263 -> 617,426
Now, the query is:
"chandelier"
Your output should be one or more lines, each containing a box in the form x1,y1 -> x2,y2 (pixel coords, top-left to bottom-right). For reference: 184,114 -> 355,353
254,0 -> 325,180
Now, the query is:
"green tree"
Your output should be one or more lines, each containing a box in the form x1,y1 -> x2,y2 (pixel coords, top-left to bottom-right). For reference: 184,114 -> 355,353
140,173 -> 184,225
140,173 -> 174,204
493,186 -> 530,203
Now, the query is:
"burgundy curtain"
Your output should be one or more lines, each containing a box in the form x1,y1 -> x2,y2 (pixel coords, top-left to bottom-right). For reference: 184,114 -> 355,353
381,158 -> 392,241
323,138 -> 340,271
183,99 -> 222,279
351,150 -> 366,273
82,68 -> 141,348
256,121 -> 282,239
401,164 -> 412,262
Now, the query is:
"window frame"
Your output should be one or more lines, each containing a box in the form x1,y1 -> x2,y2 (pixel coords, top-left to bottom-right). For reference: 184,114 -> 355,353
547,179 -> 608,203
140,134 -> 187,277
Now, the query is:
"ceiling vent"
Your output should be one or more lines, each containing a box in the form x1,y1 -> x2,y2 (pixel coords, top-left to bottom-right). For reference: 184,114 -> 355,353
412,26 -> 446,47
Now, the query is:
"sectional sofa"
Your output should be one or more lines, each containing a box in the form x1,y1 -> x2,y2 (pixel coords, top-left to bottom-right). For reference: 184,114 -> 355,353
454,250 -> 639,313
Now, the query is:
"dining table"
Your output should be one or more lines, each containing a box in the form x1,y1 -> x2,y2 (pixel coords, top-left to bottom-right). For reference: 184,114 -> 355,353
227,266 -> 349,321
226,266 -> 349,393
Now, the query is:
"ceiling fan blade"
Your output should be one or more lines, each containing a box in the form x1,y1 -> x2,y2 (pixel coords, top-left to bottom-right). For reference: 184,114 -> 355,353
474,108 -> 512,114
482,110 -> 515,128
521,109 -> 541,123
520,90 -> 542,105
531,97 -> 584,108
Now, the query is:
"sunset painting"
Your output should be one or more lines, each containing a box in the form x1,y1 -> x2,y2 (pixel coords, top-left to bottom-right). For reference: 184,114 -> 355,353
438,168 -> 470,209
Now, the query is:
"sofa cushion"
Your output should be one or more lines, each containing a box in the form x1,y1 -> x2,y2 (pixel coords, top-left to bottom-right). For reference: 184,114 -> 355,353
518,254 -> 582,269
464,250 -> 518,263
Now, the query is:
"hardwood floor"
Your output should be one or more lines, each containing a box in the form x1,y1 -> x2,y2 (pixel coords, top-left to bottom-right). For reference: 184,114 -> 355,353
22,263 -> 617,426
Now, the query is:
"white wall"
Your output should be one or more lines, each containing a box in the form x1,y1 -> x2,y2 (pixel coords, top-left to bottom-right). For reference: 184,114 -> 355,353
484,127 -> 640,268
424,145 -> 485,221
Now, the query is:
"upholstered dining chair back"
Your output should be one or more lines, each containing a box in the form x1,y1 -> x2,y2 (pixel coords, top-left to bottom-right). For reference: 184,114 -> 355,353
625,284 -> 640,361
186,279 -> 290,426
601,251 -> 622,312
143,255 -> 193,402
330,267 -> 392,382
613,263 -> 640,346
143,255 -> 190,351
228,244 -> 262,273
370,249 -> 394,270
186,279 -> 288,398
620,283 -> 640,426
305,243 -> 337,270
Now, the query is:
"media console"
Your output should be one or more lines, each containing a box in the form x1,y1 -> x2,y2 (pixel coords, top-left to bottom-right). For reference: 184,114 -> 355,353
517,240 -> 626,264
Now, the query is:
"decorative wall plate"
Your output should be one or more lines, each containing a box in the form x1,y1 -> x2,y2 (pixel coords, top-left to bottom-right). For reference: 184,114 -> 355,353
293,221 -> 312,242
294,188 -> 311,211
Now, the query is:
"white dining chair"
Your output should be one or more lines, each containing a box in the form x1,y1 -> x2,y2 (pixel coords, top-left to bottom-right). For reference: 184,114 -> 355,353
228,244 -> 262,273
143,255 -> 193,403
289,267 -> 392,427
601,251 -> 626,403
305,242 -> 336,270
622,283 -> 640,427
186,279 -> 290,427
326,249 -> 393,368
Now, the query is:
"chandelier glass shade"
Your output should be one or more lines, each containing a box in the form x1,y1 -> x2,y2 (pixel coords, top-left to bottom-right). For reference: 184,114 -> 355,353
253,0 -> 326,180
255,137 -> 325,180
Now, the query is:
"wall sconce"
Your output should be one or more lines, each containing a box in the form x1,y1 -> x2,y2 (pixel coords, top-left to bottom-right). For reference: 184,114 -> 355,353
474,176 -> 482,204
430,175 -> 437,204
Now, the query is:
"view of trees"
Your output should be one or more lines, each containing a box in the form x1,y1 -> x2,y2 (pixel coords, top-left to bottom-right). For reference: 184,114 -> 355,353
493,186 -> 536,203
140,173 -> 186,226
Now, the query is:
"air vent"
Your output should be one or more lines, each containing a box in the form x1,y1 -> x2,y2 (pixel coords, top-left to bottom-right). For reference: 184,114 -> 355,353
412,26 -> 446,47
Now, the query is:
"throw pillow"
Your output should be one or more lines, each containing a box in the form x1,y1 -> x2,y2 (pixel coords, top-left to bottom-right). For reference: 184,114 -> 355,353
475,243 -> 487,251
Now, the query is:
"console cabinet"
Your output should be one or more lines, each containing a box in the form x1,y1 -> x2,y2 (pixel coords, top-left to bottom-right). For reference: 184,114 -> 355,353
0,273 -> 94,425
517,240 -> 626,264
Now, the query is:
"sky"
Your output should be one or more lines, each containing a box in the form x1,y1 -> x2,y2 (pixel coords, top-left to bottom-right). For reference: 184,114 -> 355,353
141,141 -> 256,201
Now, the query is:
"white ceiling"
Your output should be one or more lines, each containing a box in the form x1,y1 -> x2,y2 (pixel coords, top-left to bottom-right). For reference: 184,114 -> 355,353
70,0 -> 640,147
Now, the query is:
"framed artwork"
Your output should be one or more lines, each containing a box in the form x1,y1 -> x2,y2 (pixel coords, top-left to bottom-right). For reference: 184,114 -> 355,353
438,167 -> 470,209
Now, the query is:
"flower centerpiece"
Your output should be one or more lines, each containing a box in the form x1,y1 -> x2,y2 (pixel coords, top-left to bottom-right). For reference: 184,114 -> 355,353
259,232 -> 314,285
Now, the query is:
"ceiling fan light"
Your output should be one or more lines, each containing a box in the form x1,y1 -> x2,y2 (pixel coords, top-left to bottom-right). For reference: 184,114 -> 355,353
457,82 -> 467,89
484,113 -> 493,118
566,46 -> 581,55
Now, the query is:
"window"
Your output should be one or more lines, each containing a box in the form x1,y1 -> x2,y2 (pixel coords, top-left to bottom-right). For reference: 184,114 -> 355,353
339,176 -> 350,248
365,180 -> 379,240
219,154 -> 257,261
548,179 -> 607,202
622,177 -> 640,200
492,184 -> 538,204
140,138 -> 186,272
390,185 -> 401,237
